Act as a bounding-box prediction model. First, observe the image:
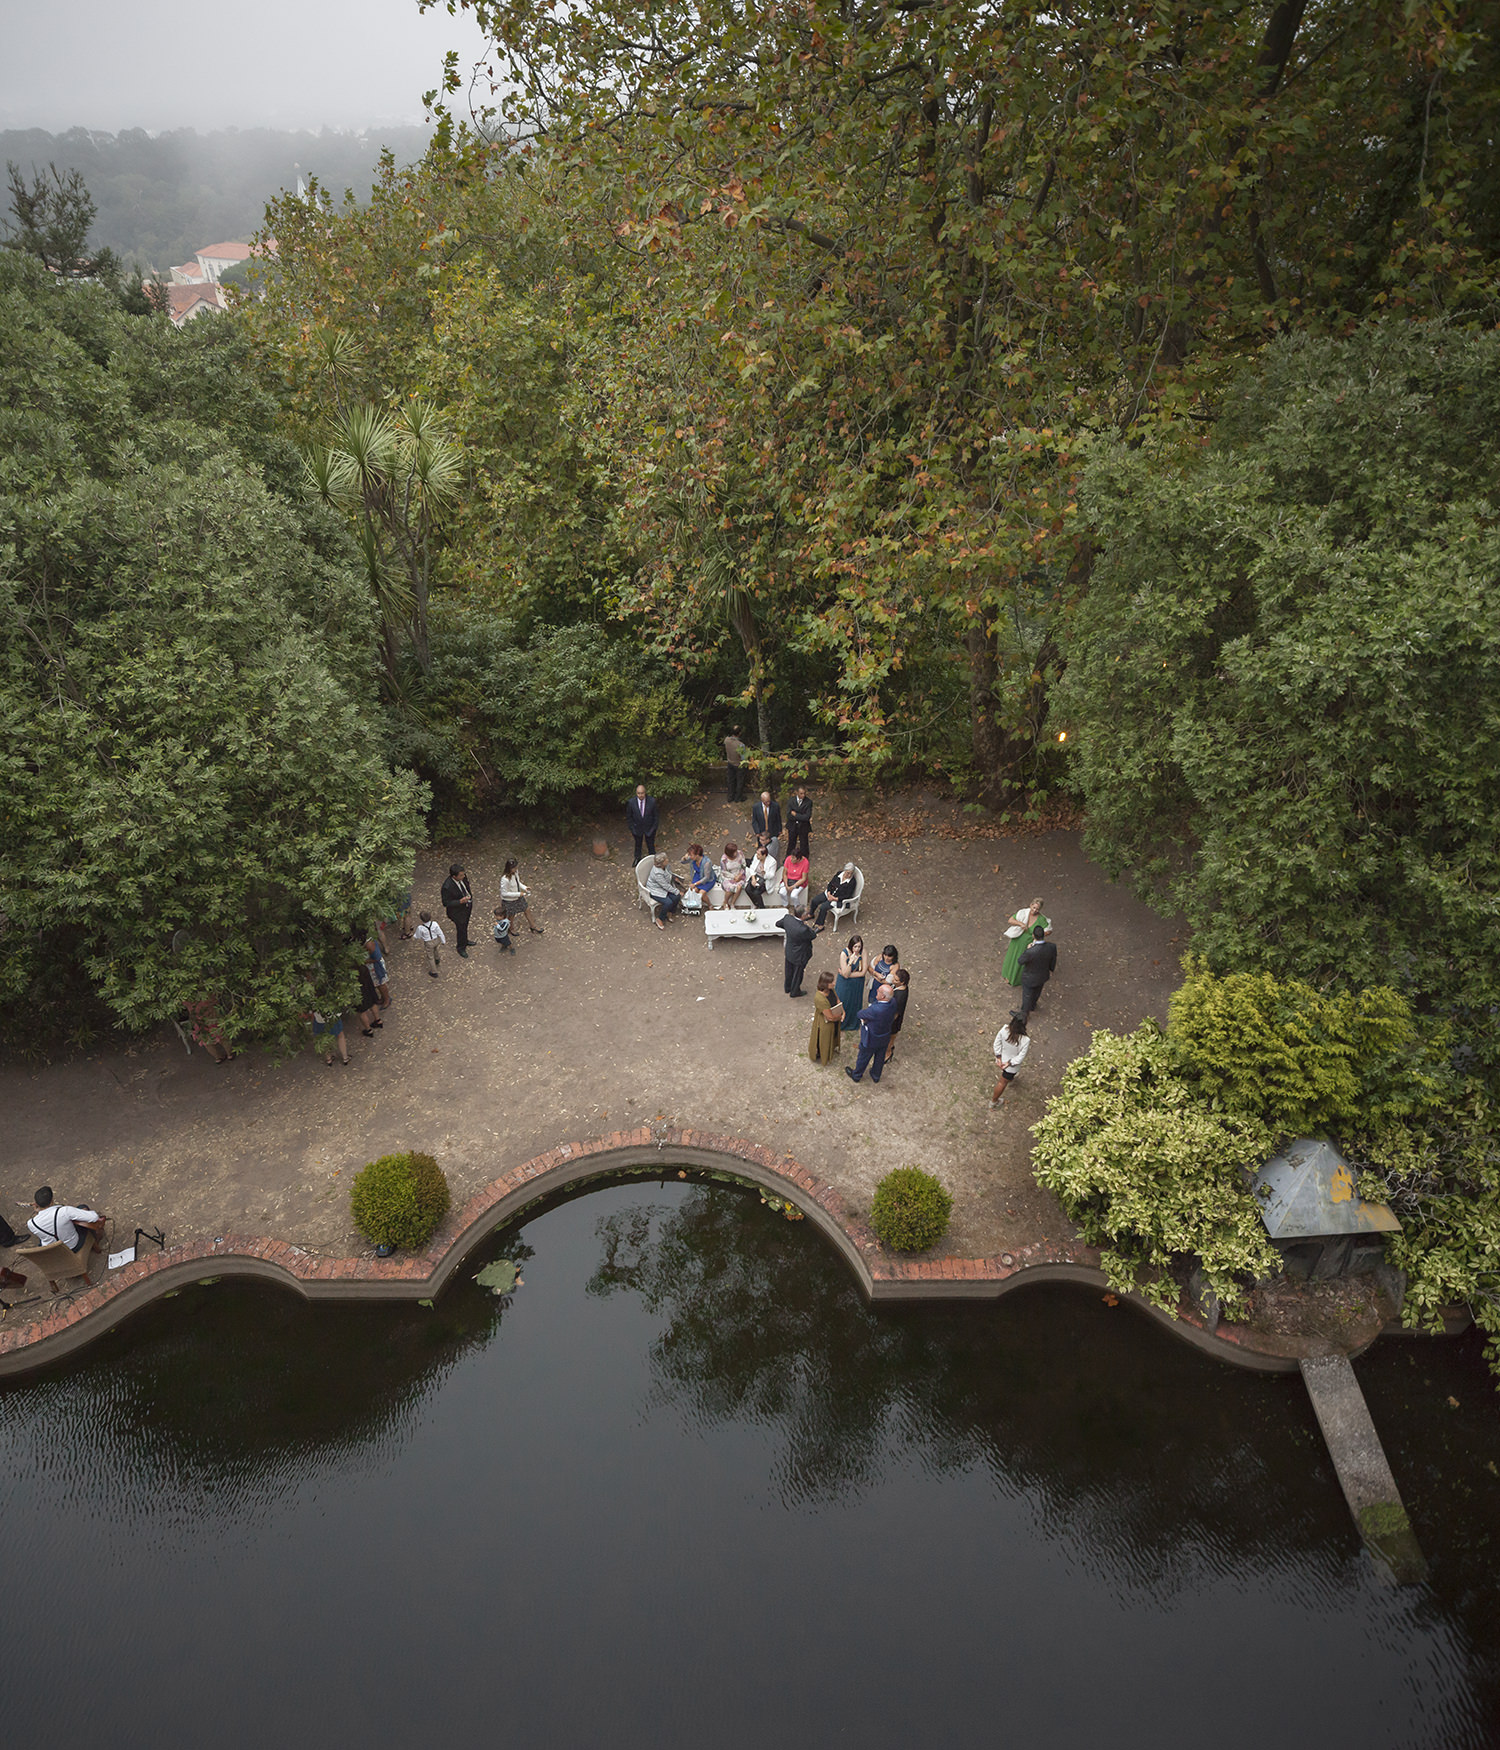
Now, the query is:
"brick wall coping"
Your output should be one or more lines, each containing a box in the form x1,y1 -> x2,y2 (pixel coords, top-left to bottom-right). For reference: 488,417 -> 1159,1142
0,1127 -> 1330,1379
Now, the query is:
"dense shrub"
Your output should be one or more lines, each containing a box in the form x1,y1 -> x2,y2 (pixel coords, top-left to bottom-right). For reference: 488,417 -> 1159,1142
350,1151 -> 451,1251
1167,965 -> 1417,1134
870,1167 -> 953,1253
1031,1024 -> 1280,1317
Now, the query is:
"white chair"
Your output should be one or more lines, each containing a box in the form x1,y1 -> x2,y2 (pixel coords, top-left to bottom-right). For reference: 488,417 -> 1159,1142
635,856 -> 657,913
830,866 -> 864,928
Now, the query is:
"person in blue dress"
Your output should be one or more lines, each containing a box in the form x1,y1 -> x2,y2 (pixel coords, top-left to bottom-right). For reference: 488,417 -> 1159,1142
683,842 -> 721,909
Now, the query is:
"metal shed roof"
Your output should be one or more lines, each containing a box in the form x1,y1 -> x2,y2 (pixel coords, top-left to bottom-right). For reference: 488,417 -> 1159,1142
1252,1137 -> 1401,1240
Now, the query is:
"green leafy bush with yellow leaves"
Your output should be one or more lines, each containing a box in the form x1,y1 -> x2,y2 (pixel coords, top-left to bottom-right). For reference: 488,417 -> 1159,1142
870,1167 -> 953,1254
1032,1023 -> 1280,1318
350,1151 -> 451,1251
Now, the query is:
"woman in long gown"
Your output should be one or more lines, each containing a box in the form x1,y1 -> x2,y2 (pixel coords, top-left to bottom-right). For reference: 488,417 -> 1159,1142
808,971 -> 844,1063
1002,896 -> 1048,987
835,935 -> 866,1033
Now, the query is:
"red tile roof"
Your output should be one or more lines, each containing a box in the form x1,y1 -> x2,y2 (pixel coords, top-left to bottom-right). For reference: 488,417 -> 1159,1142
195,241 -> 254,261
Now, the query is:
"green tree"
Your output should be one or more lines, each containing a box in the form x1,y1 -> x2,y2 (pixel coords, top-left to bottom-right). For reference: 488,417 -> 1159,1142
3,159 -> 117,279
0,249 -> 427,1050
1056,320 -> 1500,1070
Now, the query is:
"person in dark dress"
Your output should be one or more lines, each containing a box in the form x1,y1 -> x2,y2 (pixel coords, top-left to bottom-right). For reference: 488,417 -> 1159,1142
441,863 -> 474,956
884,966 -> 910,1063
627,784 -> 659,863
786,785 -> 812,859
1018,925 -> 1057,1019
776,905 -> 821,997
356,960 -> 383,1037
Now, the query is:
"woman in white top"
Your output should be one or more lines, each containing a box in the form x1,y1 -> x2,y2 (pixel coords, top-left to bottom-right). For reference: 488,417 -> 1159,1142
500,858 -> 544,934
990,1011 -> 1030,1106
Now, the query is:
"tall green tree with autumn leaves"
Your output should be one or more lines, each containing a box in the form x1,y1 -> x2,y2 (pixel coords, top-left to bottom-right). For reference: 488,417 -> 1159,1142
416,0 -> 1496,794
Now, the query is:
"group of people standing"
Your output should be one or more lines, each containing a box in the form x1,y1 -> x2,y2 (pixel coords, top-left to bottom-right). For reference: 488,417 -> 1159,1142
991,896 -> 1058,1108
804,935 -> 910,1085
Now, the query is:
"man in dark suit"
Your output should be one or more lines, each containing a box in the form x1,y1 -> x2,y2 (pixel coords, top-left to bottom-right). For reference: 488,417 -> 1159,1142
627,783 -> 659,864
1018,925 -> 1057,1019
441,863 -> 474,956
751,789 -> 782,851
775,904 -> 821,997
847,983 -> 897,1083
786,785 -> 812,859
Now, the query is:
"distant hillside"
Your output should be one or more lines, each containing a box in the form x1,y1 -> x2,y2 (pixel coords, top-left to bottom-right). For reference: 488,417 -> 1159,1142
0,125 -> 433,272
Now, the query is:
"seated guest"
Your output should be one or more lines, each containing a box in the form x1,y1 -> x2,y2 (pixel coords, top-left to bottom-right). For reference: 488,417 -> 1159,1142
682,842 -> 723,910
719,841 -> 748,908
645,854 -> 682,930
27,1186 -> 106,1257
813,862 -> 857,926
746,836 -> 778,907
780,848 -> 810,909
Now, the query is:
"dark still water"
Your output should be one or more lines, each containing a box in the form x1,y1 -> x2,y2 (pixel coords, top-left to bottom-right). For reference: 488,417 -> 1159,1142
3,1177 -> 1498,1749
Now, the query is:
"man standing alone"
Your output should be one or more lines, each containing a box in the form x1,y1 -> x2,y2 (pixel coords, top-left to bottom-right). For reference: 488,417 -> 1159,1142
441,863 -> 474,957
846,983 -> 897,1084
724,727 -> 747,802
1018,925 -> 1057,1019
627,783 -> 659,863
775,904 -> 821,997
787,784 -> 812,859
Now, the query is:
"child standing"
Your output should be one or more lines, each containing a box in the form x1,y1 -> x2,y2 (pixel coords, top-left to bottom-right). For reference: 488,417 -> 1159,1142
493,908 -> 516,954
413,912 -> 446,977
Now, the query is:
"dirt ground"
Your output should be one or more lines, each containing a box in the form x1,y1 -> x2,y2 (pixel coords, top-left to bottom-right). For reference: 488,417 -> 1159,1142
2,787 -> 1185,1270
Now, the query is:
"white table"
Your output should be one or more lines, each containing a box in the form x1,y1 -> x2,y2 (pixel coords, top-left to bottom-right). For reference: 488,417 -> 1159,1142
704,906 -> 787,947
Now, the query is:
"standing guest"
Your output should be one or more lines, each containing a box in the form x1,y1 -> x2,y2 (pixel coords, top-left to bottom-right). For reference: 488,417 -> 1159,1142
184,997 -> 233,1063
870,943 -> 900,996
492,908 -> 517,954
627,783 -> 659,863
787,785 -> 813,859
776,904 -> 821,997
501,858 -> 544,934
808,970 -> 845,1064
645,853 -> 682,928
884,967 -> 910,1064
308,1008 -> 350,1064
356,958 -> 383,1038
1002,896 -> 1050,988
846,982 -> 897,1084
719,841 -> 748,908
991,1011 -> 1030,1106
441,863 -> 474,957
414,911 -> 446,976
751,789 -> 783,852
835,934 -> 866,1033
365,938 -> 391,1008
724,727 -> 748,802
1018,925 -> 1057,1019
27,1187 -> 107,1257
391,885 -> 415,940
683,843 -> 722,909
780,847 -> 810,910
746,836 -> 779,907
813,863 -> 857,926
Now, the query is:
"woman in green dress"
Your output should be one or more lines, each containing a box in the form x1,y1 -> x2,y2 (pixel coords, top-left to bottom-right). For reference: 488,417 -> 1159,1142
809,971 -> 845,1063
1002,896 -> 1049,987
835,935 -> 866,1033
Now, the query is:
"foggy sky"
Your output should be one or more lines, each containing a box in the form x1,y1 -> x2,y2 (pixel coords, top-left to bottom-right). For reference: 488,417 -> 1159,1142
0,0 -> 494,132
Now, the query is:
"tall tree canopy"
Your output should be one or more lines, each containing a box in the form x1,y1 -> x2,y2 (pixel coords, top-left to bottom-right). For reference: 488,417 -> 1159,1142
1056,320 -> 1500,1067
423,0 -> 1498,791
0,250 -> 428,1049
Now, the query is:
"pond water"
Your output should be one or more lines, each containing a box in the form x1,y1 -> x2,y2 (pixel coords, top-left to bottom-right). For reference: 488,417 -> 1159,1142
2,1174 -> 1498,1748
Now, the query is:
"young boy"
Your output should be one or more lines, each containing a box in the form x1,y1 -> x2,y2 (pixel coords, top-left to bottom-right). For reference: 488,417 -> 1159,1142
492,908 -> 516,954
413,912 -> 446,977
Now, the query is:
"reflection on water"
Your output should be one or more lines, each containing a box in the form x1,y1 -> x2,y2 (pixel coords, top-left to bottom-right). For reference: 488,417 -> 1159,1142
1,1177 -> 1496,1749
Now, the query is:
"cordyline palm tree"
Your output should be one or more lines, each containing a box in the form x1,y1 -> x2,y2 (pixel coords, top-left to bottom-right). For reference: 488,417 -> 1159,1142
302,398 -> 462,676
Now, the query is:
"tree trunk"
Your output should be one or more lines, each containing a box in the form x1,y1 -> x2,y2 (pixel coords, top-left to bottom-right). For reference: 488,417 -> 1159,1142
967,620 -> 1004,800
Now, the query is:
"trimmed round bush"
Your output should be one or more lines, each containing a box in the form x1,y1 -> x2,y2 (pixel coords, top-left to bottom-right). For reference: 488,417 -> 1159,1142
870,1166 -> 953,1253
350,1151 -> 451,1251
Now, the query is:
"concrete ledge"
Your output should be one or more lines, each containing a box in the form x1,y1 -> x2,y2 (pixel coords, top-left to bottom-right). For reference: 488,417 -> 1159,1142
0,1128 -> 1365,1380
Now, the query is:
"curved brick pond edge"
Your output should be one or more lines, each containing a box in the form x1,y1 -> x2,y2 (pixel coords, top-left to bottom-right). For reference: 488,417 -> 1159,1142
0,1126 -> 1363,1379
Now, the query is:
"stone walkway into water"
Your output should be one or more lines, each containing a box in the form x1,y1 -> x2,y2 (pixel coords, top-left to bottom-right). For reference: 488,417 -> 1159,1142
3,790 -> 1185,1271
